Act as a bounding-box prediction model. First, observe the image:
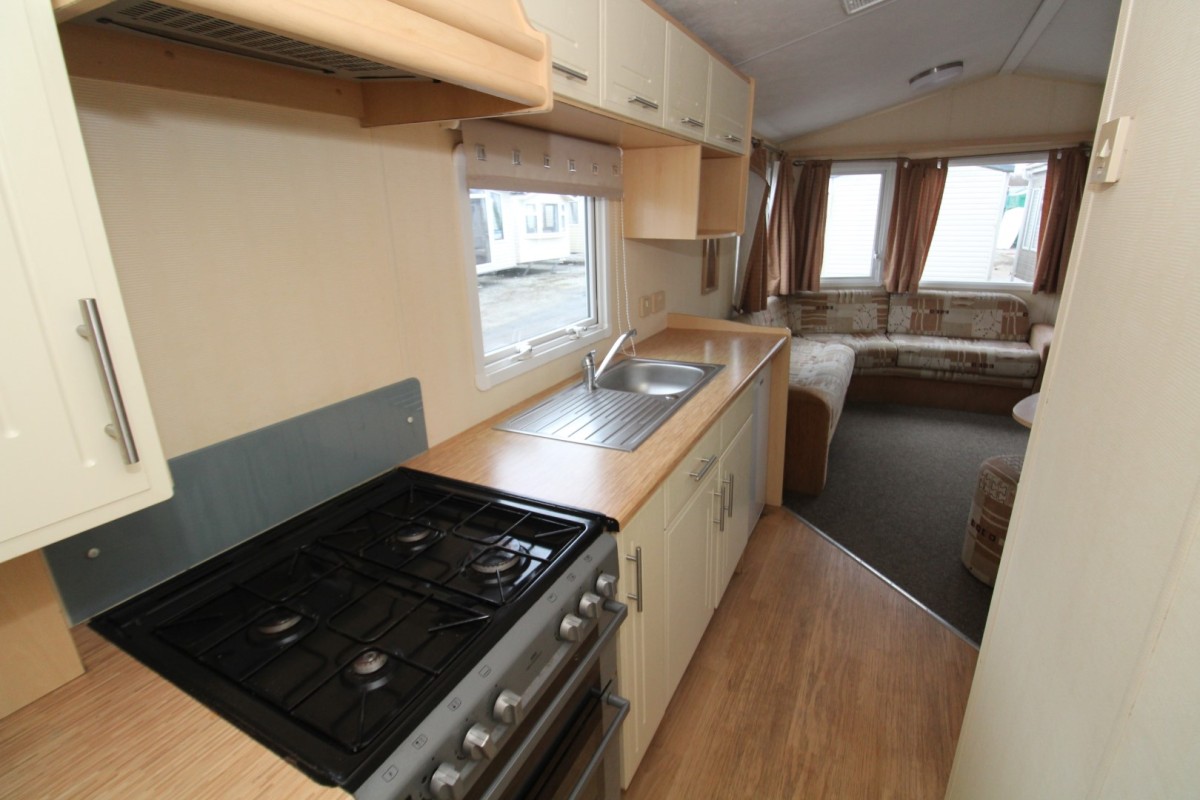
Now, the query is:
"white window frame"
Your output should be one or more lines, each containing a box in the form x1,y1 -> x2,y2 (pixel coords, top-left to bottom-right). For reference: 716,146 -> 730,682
917,152 -> 1046,290
819,160 -> 896,288
454,145 -> 610,391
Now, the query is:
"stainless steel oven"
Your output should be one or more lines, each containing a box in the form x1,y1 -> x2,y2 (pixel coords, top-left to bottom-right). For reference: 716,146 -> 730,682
466,603 -> 628,800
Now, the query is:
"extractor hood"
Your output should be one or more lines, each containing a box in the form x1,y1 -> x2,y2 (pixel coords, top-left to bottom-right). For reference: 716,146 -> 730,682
52,0 -> 553,126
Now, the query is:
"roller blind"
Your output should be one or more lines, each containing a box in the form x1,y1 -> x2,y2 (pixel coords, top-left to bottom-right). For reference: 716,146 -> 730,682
462,120 -> 622,198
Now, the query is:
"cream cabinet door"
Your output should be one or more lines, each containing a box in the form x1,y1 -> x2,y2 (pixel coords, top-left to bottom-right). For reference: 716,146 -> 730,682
616,488 -> 669,789
522,0 -> 602,107
664,465 -> 717,693
663,24 -> 710,141
714,415 -> 755,603
706,60 -> 751,154
602,0 -> 666,127
0,0 -> 171,563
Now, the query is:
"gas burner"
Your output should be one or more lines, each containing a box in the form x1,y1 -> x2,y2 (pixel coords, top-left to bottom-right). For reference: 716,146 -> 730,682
344,649 -> 395,691
469,549 -> 522,576
387,522 -> 438,547
258,610 -> 302,636
351,650 -> 389,676
247,608 -> 309,646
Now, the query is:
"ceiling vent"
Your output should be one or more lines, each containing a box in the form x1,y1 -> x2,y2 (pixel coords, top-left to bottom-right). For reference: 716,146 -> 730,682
842,0 -> 894,15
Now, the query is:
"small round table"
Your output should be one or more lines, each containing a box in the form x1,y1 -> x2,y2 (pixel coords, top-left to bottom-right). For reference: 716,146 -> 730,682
1012,392 -> 1039,429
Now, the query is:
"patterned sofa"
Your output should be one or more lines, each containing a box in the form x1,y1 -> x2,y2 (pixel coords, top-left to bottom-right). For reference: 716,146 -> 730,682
740,290 -> 1053,494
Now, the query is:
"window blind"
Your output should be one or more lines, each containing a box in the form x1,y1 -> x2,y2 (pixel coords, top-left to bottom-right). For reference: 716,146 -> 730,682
461,120 -> 622,199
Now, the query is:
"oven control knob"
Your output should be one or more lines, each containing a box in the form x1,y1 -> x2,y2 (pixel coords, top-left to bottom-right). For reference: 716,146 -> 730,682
578,592 -> 603,619
594,573 -> 618,599
493,689 -> 524,725
463,723 -> 498,760
559,613 -> 586,642
429,762 -> 464,800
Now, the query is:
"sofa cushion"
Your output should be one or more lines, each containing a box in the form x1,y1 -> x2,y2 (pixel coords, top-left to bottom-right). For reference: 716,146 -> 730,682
797,290 -> 889,335
887,291 -> 1031,341
736,295 -> 790,330
889,333 -> 1040,379
789,337 -> 855,435
803,332 -> 898,370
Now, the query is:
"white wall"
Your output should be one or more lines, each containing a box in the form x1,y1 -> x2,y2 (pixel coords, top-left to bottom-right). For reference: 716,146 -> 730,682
72,79 -> 732,458
947,0 -> 1200,795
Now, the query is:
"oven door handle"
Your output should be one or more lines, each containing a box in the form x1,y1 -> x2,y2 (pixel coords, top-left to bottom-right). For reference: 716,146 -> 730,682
477,599 -> 628,799
565,689 -> 630,800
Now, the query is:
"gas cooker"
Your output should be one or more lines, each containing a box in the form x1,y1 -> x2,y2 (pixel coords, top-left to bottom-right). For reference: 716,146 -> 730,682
91,467 -> 617,794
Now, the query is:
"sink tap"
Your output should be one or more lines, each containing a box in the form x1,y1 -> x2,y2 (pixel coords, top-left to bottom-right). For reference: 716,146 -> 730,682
585,328 -> 637,391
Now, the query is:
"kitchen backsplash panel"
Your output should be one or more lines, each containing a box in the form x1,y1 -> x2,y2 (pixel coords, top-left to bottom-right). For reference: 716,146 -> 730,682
45,379 -> 428,623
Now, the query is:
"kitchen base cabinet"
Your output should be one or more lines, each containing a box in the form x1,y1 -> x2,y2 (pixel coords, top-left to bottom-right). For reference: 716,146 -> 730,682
617,488 -> 669,787
664,465 -> 719,692
616,371 -> 768,788
714,414 -> 754,603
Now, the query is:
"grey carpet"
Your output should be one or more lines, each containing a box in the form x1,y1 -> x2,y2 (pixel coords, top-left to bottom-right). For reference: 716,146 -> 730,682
784,402 -> 1030,645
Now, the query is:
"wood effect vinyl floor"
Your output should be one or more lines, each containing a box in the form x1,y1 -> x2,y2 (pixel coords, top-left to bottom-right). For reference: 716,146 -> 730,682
622,507 -> 978,800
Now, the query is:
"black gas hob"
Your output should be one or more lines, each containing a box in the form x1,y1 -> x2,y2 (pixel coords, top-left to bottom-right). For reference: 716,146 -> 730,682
91,467 -> 615,791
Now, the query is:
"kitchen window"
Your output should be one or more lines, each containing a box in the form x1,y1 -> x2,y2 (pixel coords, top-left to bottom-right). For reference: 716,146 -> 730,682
919,155 -> 1047,286
820,161 -> 895,285
458,121 -> 621,389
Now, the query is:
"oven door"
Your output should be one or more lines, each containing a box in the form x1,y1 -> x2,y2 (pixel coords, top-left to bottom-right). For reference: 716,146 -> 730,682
469,601 -> 629,800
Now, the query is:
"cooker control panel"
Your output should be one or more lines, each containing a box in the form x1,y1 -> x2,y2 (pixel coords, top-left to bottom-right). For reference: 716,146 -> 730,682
355,538 -> 620,800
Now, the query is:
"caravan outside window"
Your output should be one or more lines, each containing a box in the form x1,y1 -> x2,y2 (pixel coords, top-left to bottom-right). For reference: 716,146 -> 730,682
467,189 -> 605,374
919,155 -> 1046,286
820,161 -> 895,285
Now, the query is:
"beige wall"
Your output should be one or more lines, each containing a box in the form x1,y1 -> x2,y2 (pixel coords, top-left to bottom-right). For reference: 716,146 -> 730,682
782,74 -> 1103,157
948,0 -> 1200,795
72,79 -> 731,458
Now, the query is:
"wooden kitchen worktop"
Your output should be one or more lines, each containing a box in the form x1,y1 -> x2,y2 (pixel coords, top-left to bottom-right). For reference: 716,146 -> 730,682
406,322 -> 788,527
0,320 -> 786,799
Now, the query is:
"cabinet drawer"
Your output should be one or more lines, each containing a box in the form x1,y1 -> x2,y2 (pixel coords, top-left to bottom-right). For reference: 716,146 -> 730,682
721,384 -> 754,451
664,422 -> 721,525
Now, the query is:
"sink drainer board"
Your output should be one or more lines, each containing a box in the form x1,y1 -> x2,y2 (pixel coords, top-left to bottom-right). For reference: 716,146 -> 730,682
496,363 -> 723,451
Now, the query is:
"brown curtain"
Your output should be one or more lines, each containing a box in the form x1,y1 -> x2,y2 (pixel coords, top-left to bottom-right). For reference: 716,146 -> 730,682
883,158 -> 948,293
739,148 -> 773,311
1033,145 -> 1089,294
763,158 -> 796,298
788,160 -> 832,293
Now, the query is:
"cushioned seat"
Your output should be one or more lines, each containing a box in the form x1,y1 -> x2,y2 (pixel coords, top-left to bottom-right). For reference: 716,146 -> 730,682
787,337 -> 855,436
803,332 -> 898,370
963,454 -> 1024,586
889,333 -> 1041,379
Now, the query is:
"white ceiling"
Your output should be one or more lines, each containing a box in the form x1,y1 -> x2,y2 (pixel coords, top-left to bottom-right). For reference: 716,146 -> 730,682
656,0 -> 1123,141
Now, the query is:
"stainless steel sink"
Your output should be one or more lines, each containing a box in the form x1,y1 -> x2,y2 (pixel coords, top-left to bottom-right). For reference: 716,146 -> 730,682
594,358 -> 715,396
495,358 -> 723,451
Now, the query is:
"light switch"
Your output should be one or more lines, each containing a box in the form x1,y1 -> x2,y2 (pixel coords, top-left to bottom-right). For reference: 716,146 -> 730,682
1090,116 -> 1132,185
639,296 -> 651,318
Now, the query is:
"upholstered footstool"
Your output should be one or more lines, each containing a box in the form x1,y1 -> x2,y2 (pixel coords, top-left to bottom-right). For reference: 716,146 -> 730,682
963,454 -> 1024,586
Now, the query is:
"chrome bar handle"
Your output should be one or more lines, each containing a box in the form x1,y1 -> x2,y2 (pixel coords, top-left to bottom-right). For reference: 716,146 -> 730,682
552,62 -> 589,82
713,486 -> 725,532
625,547 -> 643,613
721,133 -> 744,144
724,474 -> 735,518
76,298 -> 139,464
680,116 -> 705,129
565,690 -> 631,800
627,95 -> 660,110
688,454 -> 718,481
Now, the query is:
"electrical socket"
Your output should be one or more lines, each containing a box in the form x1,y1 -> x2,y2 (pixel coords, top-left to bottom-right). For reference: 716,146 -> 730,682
639,295 -> 652,318
652,291 -> 666,313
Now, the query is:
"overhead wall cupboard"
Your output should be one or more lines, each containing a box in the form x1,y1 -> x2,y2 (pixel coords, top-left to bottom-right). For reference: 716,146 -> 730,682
2,0 -> 172,565
521,0 -> 755,240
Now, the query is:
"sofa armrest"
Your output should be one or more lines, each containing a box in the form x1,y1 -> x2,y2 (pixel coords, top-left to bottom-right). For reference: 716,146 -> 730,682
1030,323 -> 1054,363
